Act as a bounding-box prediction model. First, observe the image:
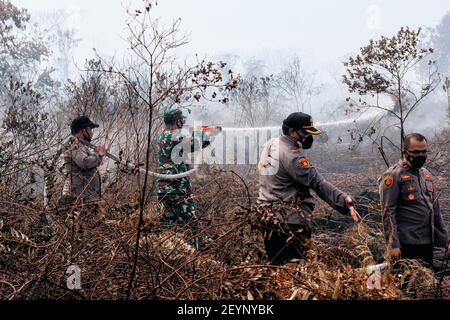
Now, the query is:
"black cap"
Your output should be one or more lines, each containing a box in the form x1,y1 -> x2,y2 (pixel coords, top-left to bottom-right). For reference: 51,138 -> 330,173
283,112 -> 321,135
71,115 -> 99,134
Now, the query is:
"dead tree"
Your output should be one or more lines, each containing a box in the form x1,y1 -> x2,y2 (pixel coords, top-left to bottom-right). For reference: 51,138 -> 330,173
276,54 -> 323,114
92,0 -> 238,299
342,27 -> 441,165
230,74 -> 280,127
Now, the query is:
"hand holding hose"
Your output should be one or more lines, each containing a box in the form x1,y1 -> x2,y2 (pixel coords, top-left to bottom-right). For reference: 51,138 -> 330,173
95,145 -> 108,157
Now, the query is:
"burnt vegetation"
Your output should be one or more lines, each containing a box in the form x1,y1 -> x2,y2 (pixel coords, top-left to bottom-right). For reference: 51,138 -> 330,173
0,0 -> 449,300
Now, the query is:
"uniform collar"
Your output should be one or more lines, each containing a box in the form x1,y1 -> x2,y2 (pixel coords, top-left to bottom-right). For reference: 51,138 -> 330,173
71,136 -> 82,145
399,159 -> 409,169
399,159 -> 426,174
280,135 -> 300,148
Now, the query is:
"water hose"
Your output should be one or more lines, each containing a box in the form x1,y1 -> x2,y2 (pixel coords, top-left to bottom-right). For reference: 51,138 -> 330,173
78,139 -> 198,180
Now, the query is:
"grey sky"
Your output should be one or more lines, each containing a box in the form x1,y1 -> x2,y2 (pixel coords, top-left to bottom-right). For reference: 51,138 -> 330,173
14,0 -> 450,67
12,0 -> 450,125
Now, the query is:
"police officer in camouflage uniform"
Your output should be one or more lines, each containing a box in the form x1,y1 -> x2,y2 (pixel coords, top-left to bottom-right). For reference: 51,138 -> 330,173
257,112 -> 361,265
380,133 -> 449,268
155,108 -> 213,247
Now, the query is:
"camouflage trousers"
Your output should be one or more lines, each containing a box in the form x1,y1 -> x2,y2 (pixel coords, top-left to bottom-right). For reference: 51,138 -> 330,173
157,193 -> 196,224
157,193 -> 200,248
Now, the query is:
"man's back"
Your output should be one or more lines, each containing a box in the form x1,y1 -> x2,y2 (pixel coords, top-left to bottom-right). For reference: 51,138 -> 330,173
258,135 -> 311,204
155,130 -> 191,195
257,134 -> 351,224
62,138 -> 101,200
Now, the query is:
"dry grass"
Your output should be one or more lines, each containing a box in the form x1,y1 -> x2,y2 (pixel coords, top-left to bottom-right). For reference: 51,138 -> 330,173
1,163 -> 448,300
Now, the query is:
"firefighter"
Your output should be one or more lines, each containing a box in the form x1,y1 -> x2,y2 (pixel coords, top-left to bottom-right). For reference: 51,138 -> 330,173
155,108 -> 219,248
60,116 -> 107,222
257,112 -> 361,265
61,116 -> 107,213
58,115 -> 108,243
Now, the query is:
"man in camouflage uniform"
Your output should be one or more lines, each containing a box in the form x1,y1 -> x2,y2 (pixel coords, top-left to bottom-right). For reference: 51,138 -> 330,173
257,112 -> 361,265
380,133 -> 449,268
155,108 -> 215,248
61,116 -> 107,213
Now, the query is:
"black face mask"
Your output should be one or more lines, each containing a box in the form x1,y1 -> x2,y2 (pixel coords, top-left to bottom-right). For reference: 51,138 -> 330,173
83,129 -> 92,143
176,119 -> 185,129
301,134 -> 314,150
406,154 -> 427,169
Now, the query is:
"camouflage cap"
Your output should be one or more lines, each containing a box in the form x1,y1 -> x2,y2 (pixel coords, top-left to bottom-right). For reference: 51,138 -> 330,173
164,108 -> 187,124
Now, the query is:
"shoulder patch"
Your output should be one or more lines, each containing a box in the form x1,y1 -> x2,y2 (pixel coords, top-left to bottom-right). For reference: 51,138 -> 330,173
422,169 -> 432,179
297,157 -> 310,168
383,175 -> 394,189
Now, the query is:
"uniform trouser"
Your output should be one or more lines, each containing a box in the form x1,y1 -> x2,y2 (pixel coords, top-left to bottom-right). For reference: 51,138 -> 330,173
59,196 -> 101,222
58,195 -> 101,245
261,222 -> 312,265
157,193 -> 200,248
400,243 -> 434,268
157,194 -> 195,224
